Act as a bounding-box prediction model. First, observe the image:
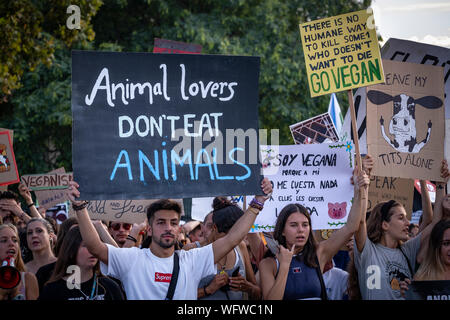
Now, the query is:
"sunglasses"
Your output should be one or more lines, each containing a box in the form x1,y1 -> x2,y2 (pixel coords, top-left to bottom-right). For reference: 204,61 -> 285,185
111,223 -> 132,231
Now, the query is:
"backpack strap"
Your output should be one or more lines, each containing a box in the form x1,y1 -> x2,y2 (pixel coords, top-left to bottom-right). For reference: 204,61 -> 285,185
165,252 -> 180,300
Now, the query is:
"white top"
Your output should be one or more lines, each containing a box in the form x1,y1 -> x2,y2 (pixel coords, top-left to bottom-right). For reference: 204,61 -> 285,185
323,267 -> 349,300
100,243 -> 215,300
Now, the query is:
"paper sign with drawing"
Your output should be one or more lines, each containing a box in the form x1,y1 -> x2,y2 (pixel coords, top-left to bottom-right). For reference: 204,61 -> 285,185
367,60 -> 445,182
255,142 -> 354,231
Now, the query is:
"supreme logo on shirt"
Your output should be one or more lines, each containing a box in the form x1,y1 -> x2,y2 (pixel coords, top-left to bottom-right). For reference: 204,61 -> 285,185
155,272 -> 172,283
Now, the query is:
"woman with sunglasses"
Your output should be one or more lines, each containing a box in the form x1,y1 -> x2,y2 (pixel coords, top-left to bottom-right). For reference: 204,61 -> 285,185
354,159 -> 449,300
39,226 -> 125,300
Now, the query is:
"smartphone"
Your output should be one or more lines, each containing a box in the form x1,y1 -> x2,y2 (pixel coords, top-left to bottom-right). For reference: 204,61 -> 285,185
231,266 -> 240,277
263,232 -> 280,255
221,266 -> 241,292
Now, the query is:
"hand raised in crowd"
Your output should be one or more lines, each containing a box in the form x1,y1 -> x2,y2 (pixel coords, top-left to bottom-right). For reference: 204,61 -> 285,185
18,183 -> 33,205
254,177 -> 272,204
350,155 -> 372,186
362,154 -> 374,177
353,166 -> 370,191
67,181 -> 83,205
439,159 -> 449,182
0,200 -> 27,220
131,222 -> 147,236
123,221 -> 147,247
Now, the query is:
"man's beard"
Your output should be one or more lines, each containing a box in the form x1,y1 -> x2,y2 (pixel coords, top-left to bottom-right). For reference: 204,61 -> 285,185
154,233 -> 176,249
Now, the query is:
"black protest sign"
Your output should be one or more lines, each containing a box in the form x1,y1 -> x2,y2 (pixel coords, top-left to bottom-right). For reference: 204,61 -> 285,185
405,280 -> 450,300
72,51 -> 262,200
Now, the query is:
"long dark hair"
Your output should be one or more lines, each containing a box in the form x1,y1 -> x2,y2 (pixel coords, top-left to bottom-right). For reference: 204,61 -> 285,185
54,217 -> 78,257
47,226 -> 100,284
271,203 -> 319,268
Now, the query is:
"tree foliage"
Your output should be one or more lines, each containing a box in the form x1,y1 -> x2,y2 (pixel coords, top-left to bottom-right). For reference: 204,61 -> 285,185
0,0 -> 371,176
0,0 -> 102,101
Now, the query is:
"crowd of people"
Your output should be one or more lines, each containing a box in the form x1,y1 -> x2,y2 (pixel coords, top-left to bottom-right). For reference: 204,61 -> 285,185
0,156 -> 449,300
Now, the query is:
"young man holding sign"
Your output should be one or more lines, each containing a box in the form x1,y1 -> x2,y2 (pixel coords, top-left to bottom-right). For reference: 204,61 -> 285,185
67,178 -> 272,300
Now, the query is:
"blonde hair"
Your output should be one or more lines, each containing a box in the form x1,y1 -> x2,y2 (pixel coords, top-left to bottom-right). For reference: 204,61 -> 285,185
414,220 -> 450,281
0,223 -> 26,272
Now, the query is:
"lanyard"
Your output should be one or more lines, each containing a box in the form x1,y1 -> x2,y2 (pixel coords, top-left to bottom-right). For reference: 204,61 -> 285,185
89,274 -> 97,300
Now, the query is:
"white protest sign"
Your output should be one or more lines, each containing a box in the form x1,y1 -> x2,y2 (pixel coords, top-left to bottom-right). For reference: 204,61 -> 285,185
191,196 -> 245,222
257,142 -> 354,231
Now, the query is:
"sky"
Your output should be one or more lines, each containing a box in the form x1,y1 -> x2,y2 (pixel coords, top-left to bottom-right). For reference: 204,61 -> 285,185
371,0 -> 450,48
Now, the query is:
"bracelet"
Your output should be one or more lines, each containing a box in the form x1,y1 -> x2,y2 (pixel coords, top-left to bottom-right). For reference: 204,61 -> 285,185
27,202 -> 35,208
249,198 -> 264,211
126,235 -> 137,243
72,200 -> 89,211
248,207 -> 260,216
203,287 -> 209,296
251,198 -> 264,207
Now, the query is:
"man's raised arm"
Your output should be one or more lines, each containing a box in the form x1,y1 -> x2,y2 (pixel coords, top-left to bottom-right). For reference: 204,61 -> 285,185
67,181 -> 109,264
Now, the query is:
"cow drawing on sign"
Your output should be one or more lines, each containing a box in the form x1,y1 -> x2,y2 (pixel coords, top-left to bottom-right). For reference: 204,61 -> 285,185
0,154 -> 9,170
367,90 -> 443,153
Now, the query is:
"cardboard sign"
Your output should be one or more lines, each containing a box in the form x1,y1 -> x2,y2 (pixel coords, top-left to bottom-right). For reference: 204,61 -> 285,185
341,38 -> 450,156
368,176 -> 414,219
299,9 -> 384,97
405,280 -> 450,300
257,142 -> 354,231
289,112 -> 339,144
21,172 -> 73,191
0,128 -> 13,146
153,38 -> 202,54
69,199 -> 184,224
34,168 -> 70,210
381,38 -> 450,119
72,51 -> 262,200
0,131 -> 19,186
367,60 -> 445,182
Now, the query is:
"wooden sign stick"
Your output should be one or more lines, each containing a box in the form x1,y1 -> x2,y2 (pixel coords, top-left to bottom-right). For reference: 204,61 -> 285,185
348,89 -> 366,199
